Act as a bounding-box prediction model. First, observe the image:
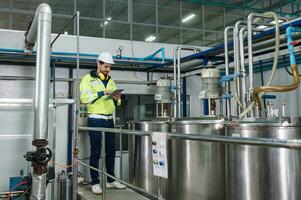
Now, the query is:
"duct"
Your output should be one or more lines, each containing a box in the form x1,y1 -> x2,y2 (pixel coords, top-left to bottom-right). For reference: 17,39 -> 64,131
23,3 -> 52,200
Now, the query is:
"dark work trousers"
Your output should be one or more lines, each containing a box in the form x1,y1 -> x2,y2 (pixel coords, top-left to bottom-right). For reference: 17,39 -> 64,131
88,117 -> 116,185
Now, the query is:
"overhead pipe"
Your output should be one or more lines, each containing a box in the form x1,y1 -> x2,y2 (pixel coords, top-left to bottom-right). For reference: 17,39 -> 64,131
251,26 -> 301,117
24,3 -> 52,200
173,46 -> 201,117
241,12 -> 282,118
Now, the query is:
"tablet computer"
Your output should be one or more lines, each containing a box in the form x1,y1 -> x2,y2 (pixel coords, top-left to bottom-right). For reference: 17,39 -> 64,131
107,89 -> 124,99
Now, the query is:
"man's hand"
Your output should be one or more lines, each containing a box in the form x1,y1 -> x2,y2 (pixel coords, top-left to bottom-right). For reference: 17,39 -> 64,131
104,90 -> 111,95
113,93 -> 121,100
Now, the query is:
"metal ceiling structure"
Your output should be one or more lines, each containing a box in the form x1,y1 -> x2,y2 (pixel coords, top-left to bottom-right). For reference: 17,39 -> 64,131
0,0 -> 300,47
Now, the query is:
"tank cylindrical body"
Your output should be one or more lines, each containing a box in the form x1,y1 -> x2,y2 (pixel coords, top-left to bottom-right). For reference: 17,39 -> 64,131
168,118 -> 226,200
128,120 -> 170,197
57,171 -> 73,200
227,117 -> 301,200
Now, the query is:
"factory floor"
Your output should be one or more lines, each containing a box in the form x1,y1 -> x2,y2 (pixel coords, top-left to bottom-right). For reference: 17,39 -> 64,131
78,184 -> 149,200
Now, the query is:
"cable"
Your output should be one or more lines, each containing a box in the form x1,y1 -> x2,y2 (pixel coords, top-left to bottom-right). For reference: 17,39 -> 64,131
7,181 -> 28,200
260,61 -> 267,116
15,187 -> 31,200
49,160 -> 77,170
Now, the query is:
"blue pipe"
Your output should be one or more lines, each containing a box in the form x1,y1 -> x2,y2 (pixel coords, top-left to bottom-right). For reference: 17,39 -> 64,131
286,26 -> 301,65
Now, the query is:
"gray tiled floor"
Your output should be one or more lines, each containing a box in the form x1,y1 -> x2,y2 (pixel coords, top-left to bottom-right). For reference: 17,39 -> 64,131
78,185 -> 149,200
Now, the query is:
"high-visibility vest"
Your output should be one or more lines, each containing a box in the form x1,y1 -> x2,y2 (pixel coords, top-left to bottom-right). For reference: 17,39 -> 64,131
80,74 -> 121,115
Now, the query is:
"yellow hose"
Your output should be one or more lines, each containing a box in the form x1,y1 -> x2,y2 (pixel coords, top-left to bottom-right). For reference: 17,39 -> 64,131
239,12 -> 280,118
252,64 -> 300,108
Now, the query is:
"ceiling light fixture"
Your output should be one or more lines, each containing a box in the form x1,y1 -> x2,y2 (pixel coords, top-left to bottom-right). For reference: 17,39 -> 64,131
103,17 -> 112,26
257,25 -> 268,29
270,19 -> 284,24
182,13 -> 196,23
145,35 -> 156,42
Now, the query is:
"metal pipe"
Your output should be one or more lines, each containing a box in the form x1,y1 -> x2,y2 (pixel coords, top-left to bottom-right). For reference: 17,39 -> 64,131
233,21 -> 246,114
102,131 -> 107,200
173,46 -> 200,117
224,26 -> 233,117
72,10 -> 80,200
247,13 -> 285,100
50,105 -> 56,200
119,130 -> 123,180
24,3 -> 52,200
30,3 -> 52,141
239,26 -> 248,109
31,174 -> 47,200
78,126 -> 301,149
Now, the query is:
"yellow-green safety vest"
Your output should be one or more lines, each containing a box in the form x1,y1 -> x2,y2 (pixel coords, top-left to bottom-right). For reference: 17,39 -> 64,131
80,74 -> 121,115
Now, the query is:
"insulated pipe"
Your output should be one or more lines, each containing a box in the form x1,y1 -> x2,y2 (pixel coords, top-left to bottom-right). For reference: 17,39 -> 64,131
224,26 -> 234,117
24,3 -> 52,200
252,27 -> 301,112
27,3 -> 52,140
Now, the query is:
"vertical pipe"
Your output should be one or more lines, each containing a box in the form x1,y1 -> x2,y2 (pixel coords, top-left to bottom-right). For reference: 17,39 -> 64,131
102,131 -> 107,200
247,14 -> 255,106
50,105 -> 56,200
177,50 -> 181,117
182,77 -> 187,117
72,10 -> 80,200
224,26 -> 233,117
25,3 -> 52,200
119,130 -> 123,180
33,4 -> 52,141
67,69 -> 73,173
239,27 -> 247,109
173,47 -> 178,117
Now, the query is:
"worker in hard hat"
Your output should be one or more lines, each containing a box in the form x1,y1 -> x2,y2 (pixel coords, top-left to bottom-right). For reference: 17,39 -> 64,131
80,52 -> 126,194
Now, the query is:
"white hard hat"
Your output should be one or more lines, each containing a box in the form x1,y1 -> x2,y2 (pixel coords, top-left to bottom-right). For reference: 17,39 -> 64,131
96,52 -> 115,64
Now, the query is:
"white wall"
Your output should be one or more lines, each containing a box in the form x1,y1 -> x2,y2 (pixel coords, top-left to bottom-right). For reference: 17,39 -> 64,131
0,29 -> 204,191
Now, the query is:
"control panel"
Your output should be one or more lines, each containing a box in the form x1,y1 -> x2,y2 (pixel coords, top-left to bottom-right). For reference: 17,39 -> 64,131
151,132 -> 168,179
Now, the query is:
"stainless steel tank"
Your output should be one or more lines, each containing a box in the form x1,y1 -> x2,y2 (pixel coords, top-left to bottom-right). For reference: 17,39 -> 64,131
168,117 -> 226,200
128,119 -> 170,197
227,117 -> 301,200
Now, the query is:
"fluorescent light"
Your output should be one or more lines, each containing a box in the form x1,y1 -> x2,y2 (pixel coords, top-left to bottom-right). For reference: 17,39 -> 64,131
257,25 -> 268,29
102,17 -> 112,26
182,13 -> 196,23
270,19 -> 284,24
145,35 -> 156,42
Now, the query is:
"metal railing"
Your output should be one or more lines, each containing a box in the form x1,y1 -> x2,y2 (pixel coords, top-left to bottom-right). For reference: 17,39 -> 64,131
75,125 -> 301,200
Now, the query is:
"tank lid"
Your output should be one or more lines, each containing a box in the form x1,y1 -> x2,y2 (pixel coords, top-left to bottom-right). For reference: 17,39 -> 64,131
172,116 -> 225,124
233,117 -> 301,127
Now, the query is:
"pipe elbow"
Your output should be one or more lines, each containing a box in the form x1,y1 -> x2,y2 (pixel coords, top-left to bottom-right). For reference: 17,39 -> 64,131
37,3 -> 52,14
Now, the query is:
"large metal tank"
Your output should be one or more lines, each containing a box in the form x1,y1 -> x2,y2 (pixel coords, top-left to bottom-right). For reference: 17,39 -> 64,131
227,117 -> 301,200
168,117 -> 226,200
128,119 -> 170,197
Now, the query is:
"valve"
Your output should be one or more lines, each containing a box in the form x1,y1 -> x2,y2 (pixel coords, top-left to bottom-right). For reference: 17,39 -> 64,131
24,147 -> 52,165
